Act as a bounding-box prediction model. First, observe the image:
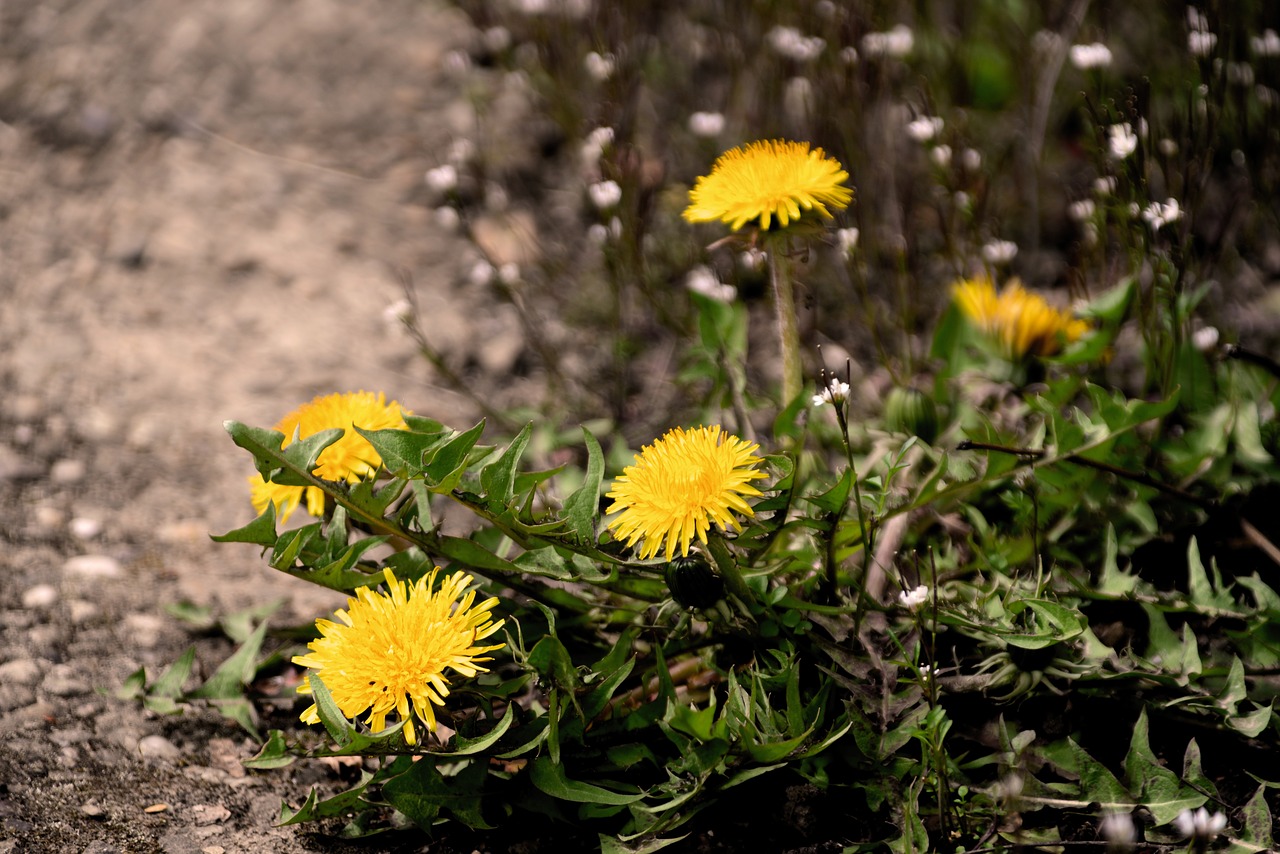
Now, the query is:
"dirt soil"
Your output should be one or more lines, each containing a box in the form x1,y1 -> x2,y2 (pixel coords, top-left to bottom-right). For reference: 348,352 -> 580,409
0,2 -> 530,851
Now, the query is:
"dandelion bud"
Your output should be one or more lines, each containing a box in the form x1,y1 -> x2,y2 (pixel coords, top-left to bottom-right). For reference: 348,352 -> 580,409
665,554 -> 725,609
884,386 -> 938,444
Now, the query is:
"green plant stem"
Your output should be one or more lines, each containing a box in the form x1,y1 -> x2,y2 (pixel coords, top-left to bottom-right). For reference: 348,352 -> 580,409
767,236 -> 803,407
705,532 -> 757,607
834,404 -> 874,605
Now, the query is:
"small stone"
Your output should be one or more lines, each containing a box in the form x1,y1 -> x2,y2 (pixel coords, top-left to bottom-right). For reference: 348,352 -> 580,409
21,584 -> 59,609
201,847 -> 226,854
0,682 -> 37,713
144,803 -> 169,814
80,802 -> 107,819
50,459 -> 87,484
32,505 -> 65,530
0,658 -> 48,686
190,804 -> 231,826
157,520 -> 209,544
138,734 -> 181,760
69,517 -> 102,540
41,664 -> 91,697
68,600 -> 99,624
64,555 -> 122,579
124,613 -> 166,649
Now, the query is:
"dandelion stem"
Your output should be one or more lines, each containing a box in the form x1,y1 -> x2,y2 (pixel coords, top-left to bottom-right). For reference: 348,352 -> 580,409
768,236 -> 804,407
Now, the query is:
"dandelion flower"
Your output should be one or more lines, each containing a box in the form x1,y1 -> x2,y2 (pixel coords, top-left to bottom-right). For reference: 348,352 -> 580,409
953,276 -> 1089,360
683,140 -> 853,232
606,425 -> 768,561
249,391 -> 409,523
293,567 -> 505,746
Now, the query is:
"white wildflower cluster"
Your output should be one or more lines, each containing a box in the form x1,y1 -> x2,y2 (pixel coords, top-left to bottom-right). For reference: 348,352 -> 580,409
424,164 -> 458,195
684,266 -> 737,303
688,111 -> 725,137
1225,61 -> 1255,87
960,148 -> 982,172
1069,42 -> 1113,69
767,25 -> 825,62
1098,811 -> 1136,849
1142,197 -> 1182,231
812,378 -> 851,407
839,46 -> 859,64
1187,7 -> 1216,57
1192,326 -> 1220,353
899,584 -> 929,610
862,24 -> 914,58
1252,29 -> 1280,57
836,227 -> 859,255
583,51 -> 614,81
1108,122 -> 1138,159
982,240 -> 1018,266
1173,807 -> 1227,841
586,218 -> 622,245
1068,199 -> 1096,222
580,126 -> 615,177
906,115 -> 944,143
1032,30 -> 1064,56
587,179 -> 622,211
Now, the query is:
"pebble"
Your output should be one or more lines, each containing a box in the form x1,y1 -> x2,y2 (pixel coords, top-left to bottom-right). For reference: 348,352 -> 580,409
50,458 -> 87,484
64,554 -> 123,579
21,584 -> 59,609
158,520 -> 210,544
80,802 -> 107,819
41,664 -> 91,697
138,734 -> 181,760
0,682 -> 37,713
68,599 -> 100,624
201,847 -> 226,854
69,517 -> 103,540
190,804 -> 231,826
0,658 -> 48,686
124,613 -> 166,649
33,505 -> 65,530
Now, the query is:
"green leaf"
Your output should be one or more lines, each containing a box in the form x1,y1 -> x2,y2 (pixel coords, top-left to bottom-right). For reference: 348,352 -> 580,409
1240,784 -> 1274,847
528,757 -> 646,805
1182,739 -> 1220,801
1041,738 -> 1132,808
1188,537 -> 1234,610
277,771 -> 375,826
598,833 -> 688,854
1097,525 -> 1137,596
561,427 -> 604,543
225,421 -> 343,485
355,425 -> 450,479
380,759 -> 447,829
306,673 -> 356,745
442,703 -> 517,756
480,422 -> 533,503
149,646 -> 196,699
1000,599 -> 1086,650
1229,703 -> 1273,738
243,730 -> 296,770
188,620 -> 270,701
1123,708 -> 1205,824
210,503 -> 279,547
421,420 -> 487,492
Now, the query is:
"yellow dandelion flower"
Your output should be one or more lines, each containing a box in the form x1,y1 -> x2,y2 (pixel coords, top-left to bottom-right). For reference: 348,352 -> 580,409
605,425 -> 768,561
953,276 -> 1088,360
293,567 -> 505,747
249,391 -> 409,523
683,139 -> 853,232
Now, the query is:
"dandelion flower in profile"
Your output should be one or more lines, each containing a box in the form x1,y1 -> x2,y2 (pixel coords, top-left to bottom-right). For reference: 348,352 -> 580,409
683,139 -> 853,232
293,567 -> 505,747
605,425 -> 768,561
249,391 -> 409,523
953,276 -> 1089,360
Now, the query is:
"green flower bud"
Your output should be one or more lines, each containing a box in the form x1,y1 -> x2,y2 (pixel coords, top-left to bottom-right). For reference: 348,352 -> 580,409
884,386 -> 939,444
664,554 -> 725,610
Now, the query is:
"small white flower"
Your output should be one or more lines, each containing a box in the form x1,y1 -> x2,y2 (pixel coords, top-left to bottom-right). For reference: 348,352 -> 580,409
586,222 -> 610,244
839,46 -> 859,65
930,144 -> 952,167
1252,29 -> 1280,57
836,227 -> 859,255
482,26 -> 512,53
685,266 -> 737,303
442,49 -> 471,76
1227,61 -> 1255,86
1108,123 -> 1138,159
1142,197 -> 1183,231
1173,807 -> 1227,841
982,239 -> 1018,265
1192,326 -> 1220,353
580,126 -> 615,172
468,260 -> 495,287
1093,175 -> 1117,195
899,584 -> 930,610
434,206 -> 461,232
1188,30 -> 1217,57
1068,199 -> 1096,222
812,378 -> 851,407
767,25 -> 826,62
739,248 -> 767,273
1032,30 -> 1064,55
960,148 -> 982,172
587,179 -> 622,211
383,298 -> 413,326
1098,811 -> 1136,849
1069,42 -> 1113,69
906,115 -> 944,142
498,262 -> 521,286
447,138 -> 476,166
1158,138 -> 1179,157
1187,7 -> 1209,32
688,111 -> 725,137
584,51 -> 615,81
862,24 -> 914,58
424,164 -> 458,194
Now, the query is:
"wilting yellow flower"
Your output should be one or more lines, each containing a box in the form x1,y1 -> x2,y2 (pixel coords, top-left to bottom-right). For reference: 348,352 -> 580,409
293,568 -> 505,746
953,276 -> 1089,360
683,139 -> 853,232
605,425 -> 768,561
249,391 -> 409,522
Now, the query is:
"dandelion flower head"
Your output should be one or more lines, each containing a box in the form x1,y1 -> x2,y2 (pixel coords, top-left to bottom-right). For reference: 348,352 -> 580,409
606,425 -> 768,561
250,391 -> 409,523
293,567 -> 505,746
953,276 -> 1089,360
683,139 -> 853,232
